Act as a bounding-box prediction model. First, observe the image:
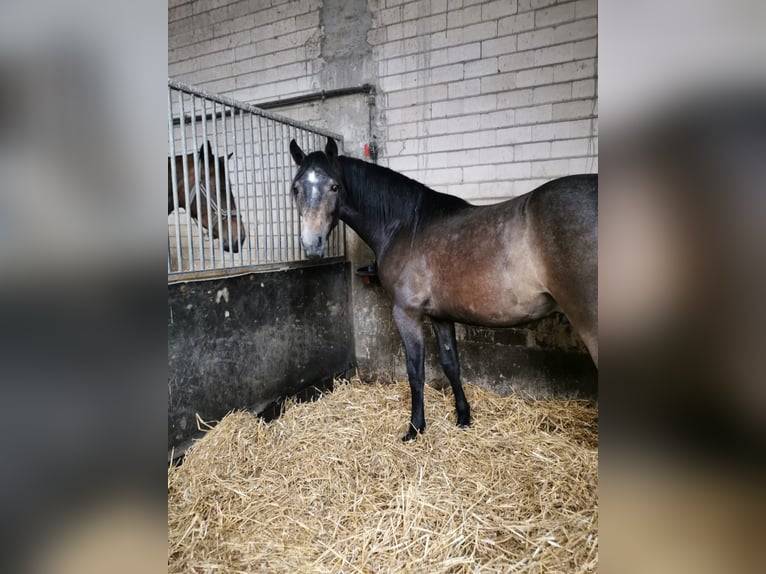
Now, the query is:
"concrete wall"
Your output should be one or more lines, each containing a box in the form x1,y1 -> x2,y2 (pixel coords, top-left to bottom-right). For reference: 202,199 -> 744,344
168,0 -> 598,397
168,262 -> 354,451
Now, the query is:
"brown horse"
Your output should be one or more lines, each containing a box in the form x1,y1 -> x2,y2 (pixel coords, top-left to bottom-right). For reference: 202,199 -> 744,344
290,137 -> 597,441
168,140 -> 246,253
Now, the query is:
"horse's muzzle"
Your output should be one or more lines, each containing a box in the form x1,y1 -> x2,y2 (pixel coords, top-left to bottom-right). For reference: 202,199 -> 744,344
222,240 -> 240,253
301,231 -> 325,259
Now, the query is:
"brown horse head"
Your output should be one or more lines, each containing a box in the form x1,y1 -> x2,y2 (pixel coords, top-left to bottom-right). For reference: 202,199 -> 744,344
289,137 -> 341,258
168,140 -> 246,253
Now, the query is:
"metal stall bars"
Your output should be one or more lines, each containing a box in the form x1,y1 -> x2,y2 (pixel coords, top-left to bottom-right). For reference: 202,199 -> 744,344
168,79 -> 346,281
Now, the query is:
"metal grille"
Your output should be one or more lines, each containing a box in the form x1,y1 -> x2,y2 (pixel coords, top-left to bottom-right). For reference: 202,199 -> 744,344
168,80 -> 345,280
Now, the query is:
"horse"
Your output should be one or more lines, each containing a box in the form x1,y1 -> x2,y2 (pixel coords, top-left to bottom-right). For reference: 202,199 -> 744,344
289,137 -> 598,441
168,140 -> 246,253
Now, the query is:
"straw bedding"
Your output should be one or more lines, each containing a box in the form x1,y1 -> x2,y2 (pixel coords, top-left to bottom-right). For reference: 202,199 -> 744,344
168,378 -> 598,573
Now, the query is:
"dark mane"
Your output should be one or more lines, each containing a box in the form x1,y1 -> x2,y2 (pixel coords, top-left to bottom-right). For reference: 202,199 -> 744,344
339,156 -> 471,230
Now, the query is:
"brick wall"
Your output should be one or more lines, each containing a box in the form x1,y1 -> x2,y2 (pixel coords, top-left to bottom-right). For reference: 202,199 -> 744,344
373,0 -> 597,203
169,0 -> 597,205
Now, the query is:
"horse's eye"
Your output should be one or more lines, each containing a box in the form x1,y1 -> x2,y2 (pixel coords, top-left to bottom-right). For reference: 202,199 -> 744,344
330,184 -> 339,192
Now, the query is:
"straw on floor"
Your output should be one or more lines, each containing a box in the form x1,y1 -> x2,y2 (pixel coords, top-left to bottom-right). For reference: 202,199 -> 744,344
168,378 -> 598,573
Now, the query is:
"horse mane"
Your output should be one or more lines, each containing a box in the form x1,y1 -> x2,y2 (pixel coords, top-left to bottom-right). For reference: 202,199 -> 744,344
339,156 -> 470,231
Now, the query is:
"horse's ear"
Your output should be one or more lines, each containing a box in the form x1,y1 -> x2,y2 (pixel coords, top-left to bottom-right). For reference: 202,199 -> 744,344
289,139 -> 305,166
227,151 -> 234,159
325,137 -> 338,164
199,140 -> 215,160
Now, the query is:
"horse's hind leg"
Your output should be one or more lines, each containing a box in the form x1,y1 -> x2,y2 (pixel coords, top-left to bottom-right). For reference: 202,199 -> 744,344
392,306 -> 427,441
431,319 -> 471,428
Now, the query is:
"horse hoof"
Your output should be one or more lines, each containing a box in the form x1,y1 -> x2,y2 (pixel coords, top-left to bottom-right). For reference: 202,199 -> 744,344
457,417 -> 472,428
402,425 -> 423,442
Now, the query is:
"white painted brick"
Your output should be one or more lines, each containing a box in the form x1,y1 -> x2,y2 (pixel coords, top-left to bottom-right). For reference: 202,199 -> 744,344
480,109 -> 514,129
479,146 -> 514,164
498,12 -> 535,34
447,0 -> 462,10
431,99 -> 465,118
496,162 -> 532,179
575,0 -> 598,18
380,74 -> 404,91
481,72 -> 516,94
550,138 -> 592,157
518,0 -> 557,10
553,58 -> 596,82
448,5 -> 482,28
447,42 -> 481,63
552,99 -> 595,120
533,82 -> 572,104
515,66 -> 554,87
427,114 -> 480,134
497,88 -> 533,108
569,156 -> 598,172
464,129 -> 497,148
402,1 -> 419,21
387,88 -> 419,109
380,6 -> 402,26
482,35 -> 517,58
423,167 -> 464,185
417,13 -> 448,34
572,78 -> 596,98
535,3 -> 576,27
463,165 -> 495,182
498,50 -> 534,72
432,63 -> 465,83
448,183 -> 481,199
534,43 -> 574,66
482,0 -> 519,20
464,94 -> 497,113
426,150 -> 481,168
428,134 -> 465,152
368,27 -> 387,45
426,48 -> 448,67
464,0 -> 486,6
465,57 -> 499,78
497,125 -> 533,144
448,78 -> 481,99
387,155 -> 419,171
423,167 -> 463,185
515,103 -> 552,124
532,119 -> 595,140
574,38 -> 597,59
463,21 -> 498,43
517,28 -> 554,51
515,142 -> 550,161
553,17 -> 597,44
380,40 -> 404,59
531,159 -> 570,178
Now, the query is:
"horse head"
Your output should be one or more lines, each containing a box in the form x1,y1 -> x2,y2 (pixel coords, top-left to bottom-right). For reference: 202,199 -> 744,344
289,137 -> 342,259
193,141 -> 246,253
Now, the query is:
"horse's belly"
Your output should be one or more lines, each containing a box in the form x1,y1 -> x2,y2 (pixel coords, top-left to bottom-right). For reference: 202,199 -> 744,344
428,287 -> 557,328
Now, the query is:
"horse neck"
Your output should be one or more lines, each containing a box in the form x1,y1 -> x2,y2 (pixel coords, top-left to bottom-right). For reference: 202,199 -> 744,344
338,156 -> 426,258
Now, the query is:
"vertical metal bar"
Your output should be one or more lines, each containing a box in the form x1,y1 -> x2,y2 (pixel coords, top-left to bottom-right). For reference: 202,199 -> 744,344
239,109 -> 252,265
256,115 -> 268,263
189,94 -> 205,271
249,112 -> 260,264
271,120 -> 282,261
280,123 -> 294,260
230,107 -> 244,266
211,103 -> 225,266
274,122 -> 286,261
221,105 -> 234,267
201,98 -> 215,268
178,90 -> 195,271
263,118 -> 276,262
168,87 -> 183,272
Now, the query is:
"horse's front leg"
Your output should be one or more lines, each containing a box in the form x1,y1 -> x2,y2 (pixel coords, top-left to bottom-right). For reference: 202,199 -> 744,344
392,306 -> 425,441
